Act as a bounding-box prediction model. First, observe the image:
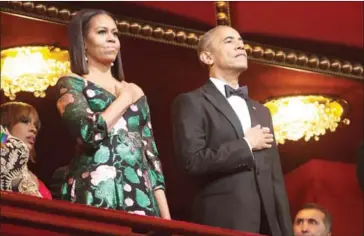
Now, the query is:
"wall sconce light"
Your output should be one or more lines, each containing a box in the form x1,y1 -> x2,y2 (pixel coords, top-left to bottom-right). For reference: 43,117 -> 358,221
264,95 -> 350,144
1,46 -> 71,100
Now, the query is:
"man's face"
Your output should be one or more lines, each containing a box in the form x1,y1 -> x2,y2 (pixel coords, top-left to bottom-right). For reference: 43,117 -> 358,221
205,26 -> 248,72
294,209 -> 331,236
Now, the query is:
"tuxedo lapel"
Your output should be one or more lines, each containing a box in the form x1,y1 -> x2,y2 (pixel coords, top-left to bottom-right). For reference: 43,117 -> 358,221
245,98 -> 260,128
203,81 -> 243,138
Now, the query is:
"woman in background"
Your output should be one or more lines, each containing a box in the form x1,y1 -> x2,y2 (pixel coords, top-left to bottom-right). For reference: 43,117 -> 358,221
0,102 -> 52,199
55,9 -> 170,218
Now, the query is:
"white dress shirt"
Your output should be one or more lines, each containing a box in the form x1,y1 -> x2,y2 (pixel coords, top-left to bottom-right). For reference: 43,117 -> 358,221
210,78 -> 252,131
210,78 -> 253,152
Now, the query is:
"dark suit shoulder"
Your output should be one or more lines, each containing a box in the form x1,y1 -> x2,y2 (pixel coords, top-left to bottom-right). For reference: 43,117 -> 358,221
173,86 -> 205,103
182,86 -> 205,96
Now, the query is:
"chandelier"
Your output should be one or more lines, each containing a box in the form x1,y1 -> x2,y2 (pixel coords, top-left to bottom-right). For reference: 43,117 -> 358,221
1,46 -> 71,100
264,95 -> 350,144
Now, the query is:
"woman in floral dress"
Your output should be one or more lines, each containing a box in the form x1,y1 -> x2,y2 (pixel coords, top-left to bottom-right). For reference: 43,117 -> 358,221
55,9 -> 170,218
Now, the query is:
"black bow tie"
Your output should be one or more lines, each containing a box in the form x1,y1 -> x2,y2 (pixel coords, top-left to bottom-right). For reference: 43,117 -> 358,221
224,85 -> 249,99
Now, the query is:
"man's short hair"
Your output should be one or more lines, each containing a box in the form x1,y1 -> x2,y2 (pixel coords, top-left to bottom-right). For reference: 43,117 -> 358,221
196,25 -> 229,67
297,203 -> 332,232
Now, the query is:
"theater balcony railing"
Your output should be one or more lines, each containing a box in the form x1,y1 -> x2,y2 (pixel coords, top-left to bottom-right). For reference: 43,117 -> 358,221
1,191 -> 263,236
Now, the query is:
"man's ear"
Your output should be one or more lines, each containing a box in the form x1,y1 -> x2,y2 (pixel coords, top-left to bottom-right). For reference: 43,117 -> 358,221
200,51 -> 214,66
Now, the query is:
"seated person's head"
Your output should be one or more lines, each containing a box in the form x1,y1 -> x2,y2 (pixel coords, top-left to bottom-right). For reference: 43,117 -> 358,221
0,102 -> 41,162
293,203 -> 332,236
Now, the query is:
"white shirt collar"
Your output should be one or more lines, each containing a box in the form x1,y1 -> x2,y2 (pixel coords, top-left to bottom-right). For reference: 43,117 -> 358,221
210,77 -> 239,97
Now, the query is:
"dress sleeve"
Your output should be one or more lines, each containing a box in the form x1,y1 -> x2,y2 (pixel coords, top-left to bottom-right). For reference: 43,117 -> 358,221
56,76 -> 108,149
141,98 -> 165,191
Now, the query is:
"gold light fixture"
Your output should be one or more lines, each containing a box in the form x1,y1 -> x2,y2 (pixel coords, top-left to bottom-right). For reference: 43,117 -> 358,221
1,46 -> 71,100
264,95 -> 350,144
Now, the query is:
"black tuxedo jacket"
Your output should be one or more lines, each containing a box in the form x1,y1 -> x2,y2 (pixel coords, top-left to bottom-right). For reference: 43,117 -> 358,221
172,80 -> 293,235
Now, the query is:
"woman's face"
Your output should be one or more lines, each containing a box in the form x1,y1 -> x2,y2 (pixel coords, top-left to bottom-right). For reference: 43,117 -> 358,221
10,114 -> 39,151
84,14 -> 120,66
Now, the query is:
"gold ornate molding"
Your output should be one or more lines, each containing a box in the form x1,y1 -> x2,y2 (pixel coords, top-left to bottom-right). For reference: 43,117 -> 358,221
1,1 -> 362,80
244,42 -> 363,80
215,1 -> 231,26
1,1 -> 204,49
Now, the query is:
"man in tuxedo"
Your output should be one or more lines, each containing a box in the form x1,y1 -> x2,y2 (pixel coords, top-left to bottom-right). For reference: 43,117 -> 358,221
171,26 -> 292,235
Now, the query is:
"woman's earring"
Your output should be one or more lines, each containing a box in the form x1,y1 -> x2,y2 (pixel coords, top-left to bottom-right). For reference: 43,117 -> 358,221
111,62 -> 114,66
85,55 -> 88,62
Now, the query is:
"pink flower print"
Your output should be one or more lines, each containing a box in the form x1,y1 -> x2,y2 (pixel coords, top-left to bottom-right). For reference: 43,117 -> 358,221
154,161 -> 162,173
86,89 -> 96,98
123,184 -> 132,192
130,104 -> 138,112
143,171 -> 152,190
94,133 -> 103,141
146,150 -> 155,157
90,165 -> 116,186
70,180 -> 76,199
82,172 -> 89,178
125,198 -> 134,206
129,210 -> 146,216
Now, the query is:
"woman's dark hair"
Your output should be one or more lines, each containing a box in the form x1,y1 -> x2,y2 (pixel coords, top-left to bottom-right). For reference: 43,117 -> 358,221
68,9 -> 124,81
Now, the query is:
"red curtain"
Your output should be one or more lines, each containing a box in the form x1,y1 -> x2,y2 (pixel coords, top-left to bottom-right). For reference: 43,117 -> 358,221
285,159 -> 363,236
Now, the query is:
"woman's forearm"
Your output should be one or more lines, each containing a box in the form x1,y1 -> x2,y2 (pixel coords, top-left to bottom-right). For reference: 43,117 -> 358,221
154,189 -> 171,219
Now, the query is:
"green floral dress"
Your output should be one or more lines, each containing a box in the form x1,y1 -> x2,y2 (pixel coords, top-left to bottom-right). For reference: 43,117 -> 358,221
56,76 -> 165,217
